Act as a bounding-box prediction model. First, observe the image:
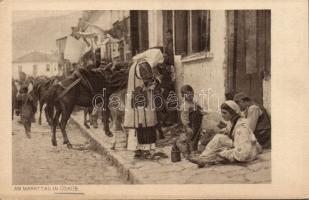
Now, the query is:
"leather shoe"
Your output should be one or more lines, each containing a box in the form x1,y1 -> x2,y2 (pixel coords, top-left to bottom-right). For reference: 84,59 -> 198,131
187,156 -> 206,168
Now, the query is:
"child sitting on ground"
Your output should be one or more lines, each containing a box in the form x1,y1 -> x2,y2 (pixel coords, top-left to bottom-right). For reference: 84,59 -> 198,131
176,84 -> 204,158
15,85 -> 36,139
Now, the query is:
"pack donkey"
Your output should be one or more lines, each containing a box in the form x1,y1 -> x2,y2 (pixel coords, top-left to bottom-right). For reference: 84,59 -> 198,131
46,65 -> 128,148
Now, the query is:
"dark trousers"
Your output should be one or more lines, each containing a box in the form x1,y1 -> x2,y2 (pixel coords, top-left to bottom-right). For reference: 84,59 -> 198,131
255,129 -> 271,149
22,118 -> 31,133
187,110 -> 203,151
136,126 -> 157,144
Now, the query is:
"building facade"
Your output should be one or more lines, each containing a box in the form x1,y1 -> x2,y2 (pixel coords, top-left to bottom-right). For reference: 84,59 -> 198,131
59,10 -> 271,113
12,51 -> 59,79
144,10 -> 271,112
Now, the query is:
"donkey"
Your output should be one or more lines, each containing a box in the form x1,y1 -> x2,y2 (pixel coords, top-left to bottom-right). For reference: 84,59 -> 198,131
47,67 -> 128,148
32,75 -> 65,125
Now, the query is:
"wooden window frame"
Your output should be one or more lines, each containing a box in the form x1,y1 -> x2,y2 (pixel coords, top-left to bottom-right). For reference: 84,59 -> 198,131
174,10 -> 212,63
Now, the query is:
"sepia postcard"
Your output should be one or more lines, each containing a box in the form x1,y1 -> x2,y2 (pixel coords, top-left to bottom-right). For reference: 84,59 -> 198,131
0,0 -> 308,199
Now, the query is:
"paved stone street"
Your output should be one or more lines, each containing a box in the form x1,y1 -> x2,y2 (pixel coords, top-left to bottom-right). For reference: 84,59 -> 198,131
71,111 -> 271,184
12,113 -> 126,185
12,110 -> 271,185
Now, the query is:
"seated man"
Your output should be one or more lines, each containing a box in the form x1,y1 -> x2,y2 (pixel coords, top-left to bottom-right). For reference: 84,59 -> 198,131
187,101 -> 262,168
233,92 -> 271,149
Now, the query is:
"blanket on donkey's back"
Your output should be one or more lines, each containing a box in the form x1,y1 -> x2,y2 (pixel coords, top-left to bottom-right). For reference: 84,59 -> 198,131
50,66 -> 129,100
77,67 -> 129,92
106,69 -> 129,91
33,75 -> 63,100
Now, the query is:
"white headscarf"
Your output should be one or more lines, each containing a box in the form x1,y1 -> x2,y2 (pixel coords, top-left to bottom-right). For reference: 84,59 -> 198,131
132,48 -> 164,68
224,100 -> 241,115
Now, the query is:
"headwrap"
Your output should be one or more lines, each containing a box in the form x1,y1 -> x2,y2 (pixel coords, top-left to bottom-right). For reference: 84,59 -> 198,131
221,100 -> 241,116
132,48 -> 164,68
233,92 -> 250,101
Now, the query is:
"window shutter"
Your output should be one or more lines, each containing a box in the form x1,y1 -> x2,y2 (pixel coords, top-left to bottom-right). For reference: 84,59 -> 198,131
174,11 -> 188,56
245,11 -> 258,74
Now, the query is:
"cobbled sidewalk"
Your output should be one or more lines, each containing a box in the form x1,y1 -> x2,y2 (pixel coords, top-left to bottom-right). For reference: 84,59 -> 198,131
12,115 -> 126,185
71,111 -> 271,184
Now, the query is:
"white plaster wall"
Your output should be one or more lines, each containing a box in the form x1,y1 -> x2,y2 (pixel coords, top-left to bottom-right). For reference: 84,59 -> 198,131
181,11 -> 227,112
148,11 -> 163,48
12,61 -> 58,79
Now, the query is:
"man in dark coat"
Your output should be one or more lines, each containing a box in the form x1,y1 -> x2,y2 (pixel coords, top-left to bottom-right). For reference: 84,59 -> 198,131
15,85 -> 37,138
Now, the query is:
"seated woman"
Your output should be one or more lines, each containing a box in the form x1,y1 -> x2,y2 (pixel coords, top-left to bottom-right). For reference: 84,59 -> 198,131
187,100 -> 262,168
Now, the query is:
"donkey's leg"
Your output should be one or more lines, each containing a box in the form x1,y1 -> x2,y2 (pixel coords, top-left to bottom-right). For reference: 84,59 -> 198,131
51,108 -> 61,146
83,108 -> 90,129
102,108 -> 113,137
110,109 -> 118,150
89,107 -> 94,126
44,105 -> 51,126
60,105 -> 74,148
38,100 -> 43,125
46,103 -> 54,126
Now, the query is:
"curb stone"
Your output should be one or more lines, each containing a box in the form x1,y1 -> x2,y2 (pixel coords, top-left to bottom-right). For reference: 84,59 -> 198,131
70,116 -> 143,184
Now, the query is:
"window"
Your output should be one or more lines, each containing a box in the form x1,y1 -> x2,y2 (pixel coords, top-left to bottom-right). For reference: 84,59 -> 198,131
174,10 -> 210,56
191,11 -> 210,52
174,11 -> 188,56
130,10 -> 149,56
46,64 -> 50,72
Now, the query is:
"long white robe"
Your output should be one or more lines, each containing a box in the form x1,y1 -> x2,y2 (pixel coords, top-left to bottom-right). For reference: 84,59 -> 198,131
200,118 -> 262,163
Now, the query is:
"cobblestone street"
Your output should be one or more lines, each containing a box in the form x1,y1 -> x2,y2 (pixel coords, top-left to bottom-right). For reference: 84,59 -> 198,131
12,114 -> 126,185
